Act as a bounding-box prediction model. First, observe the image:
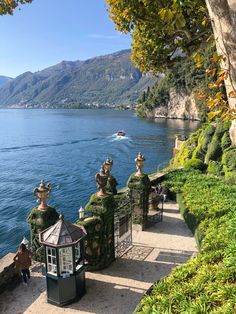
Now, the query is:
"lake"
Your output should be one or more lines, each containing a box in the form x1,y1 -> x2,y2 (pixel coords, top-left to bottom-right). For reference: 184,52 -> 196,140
0,109 -> 199,256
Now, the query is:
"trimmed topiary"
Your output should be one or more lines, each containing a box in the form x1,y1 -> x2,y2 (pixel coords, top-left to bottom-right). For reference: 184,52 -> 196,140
205,134 -> 222,164
221,131 -> 232,151
192,130 -> 206,161
184,158 -> 206,171
201,124 -> 215,152
222,146 -> 236,172
225,172 -> 236,185
207,160 -> 223,176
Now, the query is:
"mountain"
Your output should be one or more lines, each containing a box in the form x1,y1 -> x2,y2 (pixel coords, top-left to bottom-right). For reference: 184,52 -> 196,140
0,50 -> 155,108
0,76 -> 12,87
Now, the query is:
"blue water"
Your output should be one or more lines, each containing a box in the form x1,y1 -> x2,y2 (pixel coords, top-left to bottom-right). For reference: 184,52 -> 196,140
0,109 -> 199,256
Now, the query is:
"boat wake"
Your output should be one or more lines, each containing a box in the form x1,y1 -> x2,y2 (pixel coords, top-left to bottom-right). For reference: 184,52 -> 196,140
109,133 -> 131,142
0,137 -> 99,153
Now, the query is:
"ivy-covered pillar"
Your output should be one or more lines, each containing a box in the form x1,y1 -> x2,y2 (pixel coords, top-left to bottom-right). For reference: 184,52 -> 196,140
127,153 -> 151,230
27,181 -> 59,262
76,163 -> 116,270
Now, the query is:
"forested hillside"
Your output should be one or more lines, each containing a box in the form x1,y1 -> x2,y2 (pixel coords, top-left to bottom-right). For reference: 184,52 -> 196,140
0,50 -> 155,108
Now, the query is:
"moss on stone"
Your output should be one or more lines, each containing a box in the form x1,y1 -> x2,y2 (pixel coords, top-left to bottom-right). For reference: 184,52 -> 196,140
85,193 -> 116,216
106,175 -> 118,194
27,206 -> 59,262
127,173 -> 151,191
127,173 -> 150,230
77,193 -> 116,270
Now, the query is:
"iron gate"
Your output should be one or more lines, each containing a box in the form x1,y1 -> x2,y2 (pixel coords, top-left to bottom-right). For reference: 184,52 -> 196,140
114,197 -> 132,257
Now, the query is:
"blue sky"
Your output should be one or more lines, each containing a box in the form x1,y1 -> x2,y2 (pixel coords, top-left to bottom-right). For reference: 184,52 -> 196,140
0,0 -> 131,78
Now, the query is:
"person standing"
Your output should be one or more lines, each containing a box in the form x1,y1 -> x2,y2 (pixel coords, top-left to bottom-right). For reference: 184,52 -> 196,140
13,243 -> 32,285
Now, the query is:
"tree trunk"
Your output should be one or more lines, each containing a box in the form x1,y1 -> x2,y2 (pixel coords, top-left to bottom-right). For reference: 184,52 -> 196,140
206,0 -> 236,108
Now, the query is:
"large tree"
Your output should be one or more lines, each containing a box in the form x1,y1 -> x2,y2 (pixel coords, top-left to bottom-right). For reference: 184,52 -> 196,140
106,0 -> 212,74
206,0 -> 236,109
0,0 -> 32,15
106,1 -> 236,105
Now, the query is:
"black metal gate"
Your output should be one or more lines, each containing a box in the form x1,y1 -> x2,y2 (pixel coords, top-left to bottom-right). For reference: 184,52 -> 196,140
114,197 -> 132,257
147,189 -> 164,227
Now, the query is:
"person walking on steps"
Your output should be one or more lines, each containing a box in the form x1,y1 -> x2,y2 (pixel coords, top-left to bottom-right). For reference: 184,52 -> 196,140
13,243 -> 32,285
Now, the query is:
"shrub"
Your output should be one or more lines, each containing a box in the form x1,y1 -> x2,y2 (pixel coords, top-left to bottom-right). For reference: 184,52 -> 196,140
136,170 -> 236,313
205,134 -> 222,164
174,141 -> 193,167
192,130 -> 206,161
221,131 -> 231,151
207,161 -> 223,176
222,146 -> 236,172
225,172 -> 236,185
184,158 -> 206,171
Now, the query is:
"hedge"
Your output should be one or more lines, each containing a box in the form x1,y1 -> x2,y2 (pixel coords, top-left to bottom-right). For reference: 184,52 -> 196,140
136,170 -> 236,313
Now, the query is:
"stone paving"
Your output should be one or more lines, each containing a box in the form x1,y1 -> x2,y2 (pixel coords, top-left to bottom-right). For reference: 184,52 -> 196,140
0,201 -> 197,314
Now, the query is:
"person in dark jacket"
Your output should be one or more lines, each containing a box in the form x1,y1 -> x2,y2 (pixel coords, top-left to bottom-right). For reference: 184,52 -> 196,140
13,243 -> 32,285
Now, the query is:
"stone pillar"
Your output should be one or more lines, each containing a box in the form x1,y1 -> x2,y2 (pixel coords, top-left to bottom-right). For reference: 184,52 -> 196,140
76,193 -> 116,270
127,153 -> 151,230
127,173 -> 151,230
27,181 -> 59,262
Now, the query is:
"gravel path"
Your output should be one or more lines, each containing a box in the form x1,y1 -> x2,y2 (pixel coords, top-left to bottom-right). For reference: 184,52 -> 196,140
0,201 -> 197,314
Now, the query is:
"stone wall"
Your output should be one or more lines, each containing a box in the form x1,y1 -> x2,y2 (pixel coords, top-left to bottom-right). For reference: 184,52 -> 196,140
0,253 -> 21,295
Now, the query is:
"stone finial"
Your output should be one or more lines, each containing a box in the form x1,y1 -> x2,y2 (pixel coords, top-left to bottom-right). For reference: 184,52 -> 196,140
79,206 -> 85,219
21,235 -> 29,248
103,158 -> 113,175
59,213 -> 64,219
95,165 -> 108,196
135,152 -> 145,177
33,180 -> 51,210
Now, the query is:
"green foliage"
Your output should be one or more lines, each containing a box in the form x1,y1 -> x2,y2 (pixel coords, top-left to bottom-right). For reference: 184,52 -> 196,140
137,45 -> 219,119
184,158 -> 205,171
127,173 -> 151,191
201,124 -> 216,151
77,193 -> 116,270
221,131 -> 232,150
222,146 -> 236,172
106,0 -> 211,74
204,123 -> 226,164
173,122 -> 232,178
85,193 -> 116,216
0,0 -> 32,16
137,170 -> 236,313
207,160 -> 223,176
173,141 -> 192,167
27,206 -> 59,262
225,172 -> 236,185
205,135 -> 222,164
